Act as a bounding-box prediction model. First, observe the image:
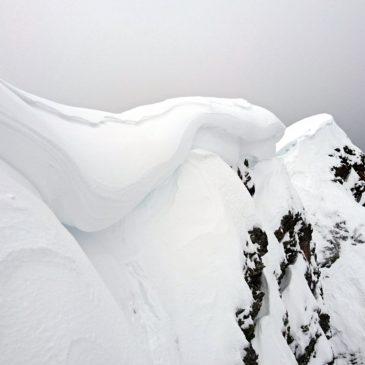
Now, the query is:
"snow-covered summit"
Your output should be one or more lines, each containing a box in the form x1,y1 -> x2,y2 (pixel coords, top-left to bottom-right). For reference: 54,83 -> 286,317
277,113 -> 345,153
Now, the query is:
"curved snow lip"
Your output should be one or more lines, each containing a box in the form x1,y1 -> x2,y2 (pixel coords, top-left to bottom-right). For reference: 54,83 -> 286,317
0,79 -> 284,231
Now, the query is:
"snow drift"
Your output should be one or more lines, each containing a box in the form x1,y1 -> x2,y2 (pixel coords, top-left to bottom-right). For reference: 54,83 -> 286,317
0,79 -> 283,231
0,81 -> 364,365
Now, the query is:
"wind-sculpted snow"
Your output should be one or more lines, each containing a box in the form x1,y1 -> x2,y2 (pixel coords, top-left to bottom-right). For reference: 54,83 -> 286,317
0,79 -> 284,231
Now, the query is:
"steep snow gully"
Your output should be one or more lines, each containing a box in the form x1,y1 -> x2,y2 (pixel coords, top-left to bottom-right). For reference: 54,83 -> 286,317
0,81 -> 364,364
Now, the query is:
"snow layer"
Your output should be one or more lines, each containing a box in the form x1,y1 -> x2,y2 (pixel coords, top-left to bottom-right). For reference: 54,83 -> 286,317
0,79 -> 283,231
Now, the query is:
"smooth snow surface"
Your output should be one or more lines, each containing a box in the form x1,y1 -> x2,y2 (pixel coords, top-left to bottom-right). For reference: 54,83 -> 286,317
1,82 -> 364,365
0,79 -> 283,231
0,159 -> 149,365
71,150 -> 251,365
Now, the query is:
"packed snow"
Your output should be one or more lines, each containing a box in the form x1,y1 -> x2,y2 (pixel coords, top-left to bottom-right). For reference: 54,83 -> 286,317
0,81 -> 364,364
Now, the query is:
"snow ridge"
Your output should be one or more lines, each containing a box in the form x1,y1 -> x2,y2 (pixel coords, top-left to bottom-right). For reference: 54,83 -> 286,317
0,79 -> 284,231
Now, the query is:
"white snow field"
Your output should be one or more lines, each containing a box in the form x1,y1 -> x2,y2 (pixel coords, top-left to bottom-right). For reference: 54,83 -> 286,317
0,81 -> 364,364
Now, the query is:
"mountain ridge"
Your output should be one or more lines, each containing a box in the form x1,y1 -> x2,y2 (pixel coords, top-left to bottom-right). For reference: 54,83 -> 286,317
0,84 -> 364,364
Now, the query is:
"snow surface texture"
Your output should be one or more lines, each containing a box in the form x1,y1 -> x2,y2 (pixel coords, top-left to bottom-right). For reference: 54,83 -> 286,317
0,82 -> 364,364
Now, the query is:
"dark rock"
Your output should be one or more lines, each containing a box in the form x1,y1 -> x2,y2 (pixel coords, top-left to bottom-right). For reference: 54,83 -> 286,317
318,312 -> 331,338
242,343 -> 258,365
236,226 -> 269,363
296,334 -> 320,365
330,145 -> 365,205
249,227 -> 269,257
236,159 -> 256,196
275,212 -> 318,293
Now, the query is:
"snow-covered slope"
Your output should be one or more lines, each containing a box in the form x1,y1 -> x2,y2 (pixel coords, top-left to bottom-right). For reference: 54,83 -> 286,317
278,114 -> 365,364
71,150 -> 253,365
0,82 -> 364,364
0,159 -> 149,365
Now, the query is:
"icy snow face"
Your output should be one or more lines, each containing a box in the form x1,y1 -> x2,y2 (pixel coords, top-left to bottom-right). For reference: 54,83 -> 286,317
0,79 -> 284,231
